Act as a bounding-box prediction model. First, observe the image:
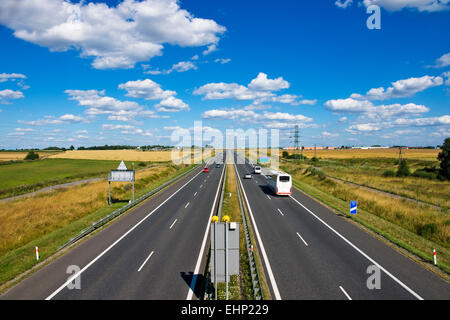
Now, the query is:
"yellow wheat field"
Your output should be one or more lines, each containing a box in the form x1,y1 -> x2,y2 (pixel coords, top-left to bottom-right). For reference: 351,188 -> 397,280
48,149 -> 207,163
49,150 -> 173,161
282,148 -> 440,161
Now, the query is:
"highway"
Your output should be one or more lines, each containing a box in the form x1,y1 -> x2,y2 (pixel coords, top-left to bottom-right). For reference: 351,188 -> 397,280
2,150 -> 450,300
2,153 -> 225,300
233,152 -> 450,300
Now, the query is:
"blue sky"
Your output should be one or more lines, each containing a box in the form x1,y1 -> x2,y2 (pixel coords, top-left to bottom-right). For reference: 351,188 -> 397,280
0,0 -> 449,149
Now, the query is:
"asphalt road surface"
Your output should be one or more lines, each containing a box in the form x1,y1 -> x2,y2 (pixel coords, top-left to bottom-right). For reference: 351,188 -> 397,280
233,152 -> 450,300
2,153 -> 225,300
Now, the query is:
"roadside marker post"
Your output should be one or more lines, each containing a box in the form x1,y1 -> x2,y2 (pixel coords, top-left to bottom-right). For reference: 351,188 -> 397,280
350,201 -> 357,215
35,246 -> 39,261
433,249 -> 437,265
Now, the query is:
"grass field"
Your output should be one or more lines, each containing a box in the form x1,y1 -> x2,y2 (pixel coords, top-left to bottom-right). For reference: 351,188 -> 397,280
283,157 -> 449,208
279,157 -> 450,274
0,158 -> 146,199
0,163 -> 191,286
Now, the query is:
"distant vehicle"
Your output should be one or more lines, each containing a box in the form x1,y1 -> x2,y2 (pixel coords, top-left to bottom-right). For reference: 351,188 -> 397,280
203,167 -> 209,173
254,166 -> 261,174
215,163 -> 221,168
244,172 -> 252,179
267,171 -> 292,195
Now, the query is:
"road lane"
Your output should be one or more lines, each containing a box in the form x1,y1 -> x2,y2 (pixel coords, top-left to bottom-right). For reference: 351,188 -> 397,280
2,153 -> 225,300
234,152 -> 450,300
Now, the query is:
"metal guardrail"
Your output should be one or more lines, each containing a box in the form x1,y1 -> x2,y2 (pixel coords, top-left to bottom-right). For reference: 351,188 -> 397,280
234,161 -> 264,300
58,164 -> 201,250
216,164 -> 227,220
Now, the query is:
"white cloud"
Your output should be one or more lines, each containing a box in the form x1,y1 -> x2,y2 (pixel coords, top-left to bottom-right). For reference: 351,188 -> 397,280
0,73 -> 26,82
298,99 -> 318,105
335,0 -> 353,8
203,44 -> 217,55
0,89 -> 24,103
434,53 -> 450,68
144,60 -> 197,75
118,79 -> 175,100
194,82 -> 273,101
214,58 -> 231,64
102,124 -> 135,131
19,114 -> 85,125
248,72 -> 290,91
363,75 -> 443,100
201,108 -> 313,128
362,0 -> 450,12
170,61 -> 197,73
443,71 -> 450,86
392,115 -> 450,126
325,98 -> 429,120
348,123 -> 382,132
316,131 -> 339,138
194,72 -> 306,106
325,98 -> 374,112
154,96 -> 189,112
346,115 -> 450,133
0,0 -> 226,69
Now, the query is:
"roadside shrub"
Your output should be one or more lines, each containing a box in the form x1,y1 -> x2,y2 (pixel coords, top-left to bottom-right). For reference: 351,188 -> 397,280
416,223 -> 438,239
138,162 -> 147,167
282,151 -> 289,158
382,169 -> 396,177
396,159 -> 410,177
412,170 -> 437,180
311,157 -> 318,162
24,151 -> 39,160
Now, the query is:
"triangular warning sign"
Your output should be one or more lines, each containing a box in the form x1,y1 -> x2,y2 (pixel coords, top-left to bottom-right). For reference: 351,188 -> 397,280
117,160 -> 127,170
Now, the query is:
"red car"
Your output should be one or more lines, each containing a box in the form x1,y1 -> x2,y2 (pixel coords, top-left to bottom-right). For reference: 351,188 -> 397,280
203,167 -> 209,173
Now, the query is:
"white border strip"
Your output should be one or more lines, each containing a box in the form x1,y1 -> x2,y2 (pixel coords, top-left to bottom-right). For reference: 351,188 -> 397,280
137,251 -> 154,272
289,195 -> 424,300
339,286 -> 352,300
46,168 -> 204,300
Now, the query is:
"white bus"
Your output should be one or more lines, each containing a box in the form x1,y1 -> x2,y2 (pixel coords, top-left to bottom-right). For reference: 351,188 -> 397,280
267,171 -> 292,196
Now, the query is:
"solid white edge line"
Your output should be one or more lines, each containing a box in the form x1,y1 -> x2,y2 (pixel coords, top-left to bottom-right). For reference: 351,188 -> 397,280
186,156 -> 226,300
169,219 -> 178,230
234,155 -> 282,300
45,167 -> 204,300
339,286 -> 352,300
137,251 -> 154,272
289,195 -> 424,300
296,232 -> 308,246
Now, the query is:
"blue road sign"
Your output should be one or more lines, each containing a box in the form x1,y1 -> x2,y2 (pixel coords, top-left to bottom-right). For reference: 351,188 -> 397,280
350,201 -> 357,214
